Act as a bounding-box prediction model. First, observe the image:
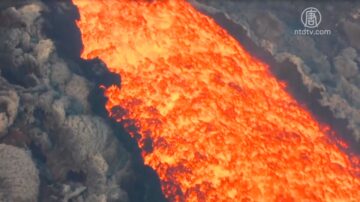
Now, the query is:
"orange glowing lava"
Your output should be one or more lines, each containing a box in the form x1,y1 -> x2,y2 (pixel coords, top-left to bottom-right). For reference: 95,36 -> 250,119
73,0 -> 360,201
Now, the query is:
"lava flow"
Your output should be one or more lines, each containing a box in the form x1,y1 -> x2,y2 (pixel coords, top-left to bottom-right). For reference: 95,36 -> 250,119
73,0 -> 360,201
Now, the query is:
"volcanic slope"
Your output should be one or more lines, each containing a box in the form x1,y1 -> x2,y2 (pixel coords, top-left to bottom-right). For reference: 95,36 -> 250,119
73,0 -> 360,201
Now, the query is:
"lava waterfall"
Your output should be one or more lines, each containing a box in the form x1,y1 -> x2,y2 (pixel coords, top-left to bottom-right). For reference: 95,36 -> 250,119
73,0 -> 360,201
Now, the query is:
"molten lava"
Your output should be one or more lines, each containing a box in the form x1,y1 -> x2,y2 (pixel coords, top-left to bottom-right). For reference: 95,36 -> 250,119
73,0 -> 360,201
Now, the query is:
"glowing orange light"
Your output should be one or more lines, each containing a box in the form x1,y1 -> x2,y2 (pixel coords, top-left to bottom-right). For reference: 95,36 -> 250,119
73,0 -> 360,201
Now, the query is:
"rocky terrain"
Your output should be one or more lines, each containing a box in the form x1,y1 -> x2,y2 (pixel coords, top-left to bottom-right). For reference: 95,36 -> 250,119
0,0 -> 359,201
0,0 -> 165,201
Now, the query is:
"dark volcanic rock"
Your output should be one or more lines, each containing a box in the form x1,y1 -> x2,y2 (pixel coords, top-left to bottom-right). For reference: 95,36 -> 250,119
0,144 -> 39,202
0,0 -> 168,201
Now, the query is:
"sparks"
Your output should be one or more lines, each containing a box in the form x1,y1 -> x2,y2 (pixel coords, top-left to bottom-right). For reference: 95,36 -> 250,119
73,0 -> 360,201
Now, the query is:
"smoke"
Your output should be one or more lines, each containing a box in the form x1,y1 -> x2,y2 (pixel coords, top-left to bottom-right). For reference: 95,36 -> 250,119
191,0 -> 360,152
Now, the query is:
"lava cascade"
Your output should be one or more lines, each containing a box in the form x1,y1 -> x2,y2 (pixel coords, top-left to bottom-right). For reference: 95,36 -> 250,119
73,0 -> 360,201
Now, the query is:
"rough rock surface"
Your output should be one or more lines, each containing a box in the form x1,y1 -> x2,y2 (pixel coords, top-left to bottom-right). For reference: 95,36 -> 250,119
0,144 -> 39,202
3,0 -> 358,201
0,1 -> 133,201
